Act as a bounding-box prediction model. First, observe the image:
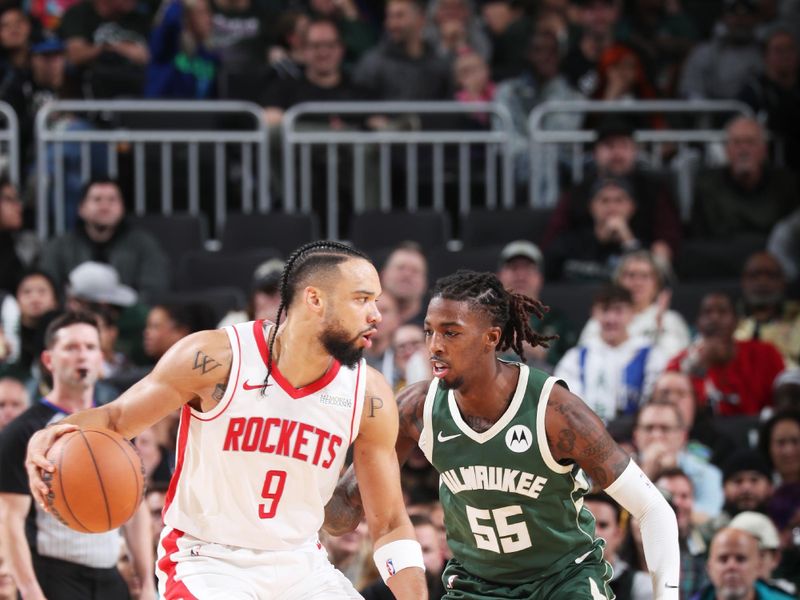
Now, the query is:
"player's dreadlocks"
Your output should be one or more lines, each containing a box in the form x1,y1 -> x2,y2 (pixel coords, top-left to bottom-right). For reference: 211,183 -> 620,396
431,270 -> 556,361
263,241 -> 369,390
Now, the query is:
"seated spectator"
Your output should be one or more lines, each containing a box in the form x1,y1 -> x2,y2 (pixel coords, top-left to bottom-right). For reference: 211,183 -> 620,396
209,0 -> 279,72
145,0 -> 218,99
145,482 -> 168,552
561,0 -> 620,97
261,18 -> 364,126
695,527 -> 795,600
768,208 -> 800,284
0,377 -> 29,431
579,251 -> 691,358
0,179 -> 27,295
0,8 -> 34,156
320,520 -> 371,586
493,28 -> 583,183
389,323 -> 428,391
679,0 -> 762,100
480,0 -> 532,81
720,448 -> 775,519
423,0 -> 491,61
543,118 -> 681,261
94,304 -> 134,383
133,425 -> 172,485
380,242 -> 428,324
729,511 -> 796,596
218,258 -> 284,327
691,117 -> 798,239
759,410 -> 800,485
364,293 -> 402,380
306,0 -> 377,68
655,468 -> 710,598
738,27 -> 800,170
634,400 -> 724,518
773,369 -> 800,412
38,179 -> 170,301
59,0 -> 151,98
584,492 -> 653,600
651,371 -> 737,466
265,11 -> 309,82
144,302 -> 216,363
546,177 -> 657,281
735,251 -> 800,365
496,240 -> 577,368
453,50 -> 496,126
353,0 -> 452,101
555,285 -> 666,422
668,292 -> 785,416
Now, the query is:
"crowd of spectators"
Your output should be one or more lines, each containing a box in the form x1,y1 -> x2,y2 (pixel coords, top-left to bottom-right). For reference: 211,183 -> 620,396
0,0 -> 798,598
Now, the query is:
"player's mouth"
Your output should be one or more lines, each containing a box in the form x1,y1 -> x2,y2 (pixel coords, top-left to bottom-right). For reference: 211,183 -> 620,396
360,329 -> 377,349
430,358 -> 450,378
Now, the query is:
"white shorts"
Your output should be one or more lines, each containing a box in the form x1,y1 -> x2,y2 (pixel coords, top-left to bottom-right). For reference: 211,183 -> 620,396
156,527 -> 363,599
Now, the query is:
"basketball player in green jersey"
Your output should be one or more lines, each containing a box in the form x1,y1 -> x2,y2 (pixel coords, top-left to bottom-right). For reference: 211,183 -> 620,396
326,270 -> 680,599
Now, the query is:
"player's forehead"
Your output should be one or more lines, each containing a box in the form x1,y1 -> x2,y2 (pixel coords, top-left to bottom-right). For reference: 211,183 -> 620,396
334,257 -> 381,295
425,297 -> 483,327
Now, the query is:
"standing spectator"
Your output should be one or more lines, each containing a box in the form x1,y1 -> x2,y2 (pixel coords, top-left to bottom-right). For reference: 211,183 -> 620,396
380,242 -> 428,324
423,0 -> 491,62
0,377 -> 28,431
145,0 -> 218,99
735,251 -> 800,365
691,117 -> 799,240
353,0 -> 452,100
496,240 -> 577,367
579,251 -> 691,359
759,411 -> 800,485
555,284 -> 667,422
562,0 -> 621,97
480,0 -> 532,82
0,312 -> 155,600
306,0 -> 377,67
679,0 -> 763,100
633,400 -> 724,518
38,179 -> 170,301
59,0 -> 151,98
738,27 -> 800,170
667,292 -> 785,416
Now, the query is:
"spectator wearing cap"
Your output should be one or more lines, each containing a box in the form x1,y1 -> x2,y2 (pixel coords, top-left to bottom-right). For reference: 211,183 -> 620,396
578,250 -> 690,359
546,176 -> 648,281
543,118 -> 681,262
738,27 -> 800,170
691,117 -> 798,240
218,258 -> 284,327
694,527 -> 795,600
496,240 -> 577,368
38,178 -> 170,301
555,285 -> 667,422
668,292 -> 785,416
735,251 -> 800,366
679,0 -> 763,100
729,511 -> 796,596
719,449 -> 775,521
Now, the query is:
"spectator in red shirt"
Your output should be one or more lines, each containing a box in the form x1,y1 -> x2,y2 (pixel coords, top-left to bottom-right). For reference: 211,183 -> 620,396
667,292 -> 784,416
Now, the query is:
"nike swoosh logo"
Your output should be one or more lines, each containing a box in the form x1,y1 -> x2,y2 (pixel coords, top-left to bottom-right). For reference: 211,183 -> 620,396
437,431 -> 462,442
242,380 -> 270,391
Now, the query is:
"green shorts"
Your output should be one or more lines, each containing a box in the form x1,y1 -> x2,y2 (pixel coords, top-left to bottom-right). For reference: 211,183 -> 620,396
440,556 -> 615,600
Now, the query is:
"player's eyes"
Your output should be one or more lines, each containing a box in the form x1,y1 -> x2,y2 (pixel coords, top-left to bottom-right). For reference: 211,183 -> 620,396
423,329 -> 432,337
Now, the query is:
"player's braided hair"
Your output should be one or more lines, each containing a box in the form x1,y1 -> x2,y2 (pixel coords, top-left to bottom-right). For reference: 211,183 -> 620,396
263,241 -> 369,389
431,270 -> 556,361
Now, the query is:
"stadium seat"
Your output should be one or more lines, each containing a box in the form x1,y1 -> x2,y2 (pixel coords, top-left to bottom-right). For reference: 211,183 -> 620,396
428,246 -> 505,284
128,213 -> 207,261
175,249 -> 282,292
540,282 -> 602,333
221,213 -> 319,256
674,236 -> 766,280
348,210 -> 451,252
149,286 -> 247,326
460,208 -> 553,247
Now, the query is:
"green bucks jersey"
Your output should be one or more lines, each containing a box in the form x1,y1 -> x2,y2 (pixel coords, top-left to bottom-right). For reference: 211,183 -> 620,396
419,363 -> 603,585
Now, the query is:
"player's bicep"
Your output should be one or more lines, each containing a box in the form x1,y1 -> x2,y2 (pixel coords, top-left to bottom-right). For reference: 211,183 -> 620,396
545,384 -> 630,488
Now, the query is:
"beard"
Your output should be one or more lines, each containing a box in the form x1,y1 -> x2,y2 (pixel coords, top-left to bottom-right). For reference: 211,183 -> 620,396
320,322 -> 367,368
438,375 -> 465,391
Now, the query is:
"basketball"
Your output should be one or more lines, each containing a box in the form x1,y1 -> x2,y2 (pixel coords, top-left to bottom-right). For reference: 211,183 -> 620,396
44,428 -> 145,533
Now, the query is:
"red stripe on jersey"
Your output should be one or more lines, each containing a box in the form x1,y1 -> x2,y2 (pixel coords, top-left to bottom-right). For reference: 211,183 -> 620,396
191,325 -> 243,422
348,360 -> 362,444
163,404 -> 191,518
157,528 -> 197,599
252,319 -> 342,399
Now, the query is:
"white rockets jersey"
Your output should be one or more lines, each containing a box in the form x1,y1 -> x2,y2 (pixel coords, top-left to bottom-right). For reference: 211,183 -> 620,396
162,320 -> 367,551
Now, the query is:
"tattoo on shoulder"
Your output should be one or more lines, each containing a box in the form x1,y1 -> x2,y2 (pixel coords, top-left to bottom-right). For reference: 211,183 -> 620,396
211,382 -> 226,402
193,351 -> 222,375
368,396 -> 383,417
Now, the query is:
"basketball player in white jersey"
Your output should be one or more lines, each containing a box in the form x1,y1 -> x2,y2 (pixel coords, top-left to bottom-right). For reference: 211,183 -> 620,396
25,241 -> 427,599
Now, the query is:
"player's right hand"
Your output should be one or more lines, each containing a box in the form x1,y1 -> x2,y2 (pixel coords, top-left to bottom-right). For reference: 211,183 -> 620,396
25,423 -> 79,509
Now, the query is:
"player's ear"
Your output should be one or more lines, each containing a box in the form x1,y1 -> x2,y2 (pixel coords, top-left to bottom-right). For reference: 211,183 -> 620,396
304,285 -> 325,315
484,326 -> 502,352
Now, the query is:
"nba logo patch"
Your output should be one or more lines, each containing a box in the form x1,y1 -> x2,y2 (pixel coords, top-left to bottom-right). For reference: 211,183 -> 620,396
386,559 -> 396,577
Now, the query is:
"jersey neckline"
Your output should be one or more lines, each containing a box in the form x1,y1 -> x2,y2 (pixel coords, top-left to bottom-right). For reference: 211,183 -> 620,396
446,363 -> 529,444
252,320 -> 342,399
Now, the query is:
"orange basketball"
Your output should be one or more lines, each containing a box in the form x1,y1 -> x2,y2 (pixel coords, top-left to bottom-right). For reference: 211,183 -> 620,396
45,428 -> 145,533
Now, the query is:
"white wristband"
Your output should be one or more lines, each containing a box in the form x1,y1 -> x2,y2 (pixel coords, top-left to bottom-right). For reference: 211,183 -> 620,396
373,539 -> 425,582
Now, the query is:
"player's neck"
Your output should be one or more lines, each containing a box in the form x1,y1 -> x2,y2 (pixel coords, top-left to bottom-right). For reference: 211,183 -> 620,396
45,386 -> 94,414
453,361 -> 516,422
272,323 -> 334,388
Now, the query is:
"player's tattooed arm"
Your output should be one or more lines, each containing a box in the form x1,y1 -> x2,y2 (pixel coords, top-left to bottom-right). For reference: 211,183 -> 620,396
395,381 -> 428,464
545,383 -> 630,489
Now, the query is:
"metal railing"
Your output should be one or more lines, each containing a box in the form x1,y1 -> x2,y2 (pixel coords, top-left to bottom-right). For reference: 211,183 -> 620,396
528,99 -> 753,210
282,101 -> 516,239
0,102 -> 19,185
35,100 -> 269,239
